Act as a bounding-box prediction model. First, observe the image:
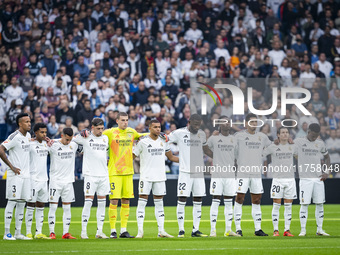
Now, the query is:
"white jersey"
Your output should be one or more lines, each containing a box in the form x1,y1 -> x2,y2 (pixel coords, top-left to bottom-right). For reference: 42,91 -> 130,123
207,133 -> 236,178
133,136 -> 170,182
169,127 -> 206,173
235,130 -> 271,177
262,143 -> 297,178
2,130 -> 31,179
73,133 -> 109,177
49,140 -> 78,183
294,137 -> 328,179
29,140 -> 49,182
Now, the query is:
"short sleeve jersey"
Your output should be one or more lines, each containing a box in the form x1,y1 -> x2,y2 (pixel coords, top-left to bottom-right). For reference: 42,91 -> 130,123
2,130 -> 31,179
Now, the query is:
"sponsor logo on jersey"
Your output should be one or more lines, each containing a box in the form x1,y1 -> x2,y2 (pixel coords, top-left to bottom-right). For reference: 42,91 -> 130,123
36,146 -> 39,149
147,144 -> 152,148
218,139 -> 223,143
89,139 -> 94,142
183,135 -> 188,138
245,137 -> 249,140
276,148 -> 281,151
21,141 -> 25,144
303,144 -> 307,147
58,147 -> 62,151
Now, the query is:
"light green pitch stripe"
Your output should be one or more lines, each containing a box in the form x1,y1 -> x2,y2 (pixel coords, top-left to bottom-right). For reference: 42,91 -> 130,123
198,87 -> 216,105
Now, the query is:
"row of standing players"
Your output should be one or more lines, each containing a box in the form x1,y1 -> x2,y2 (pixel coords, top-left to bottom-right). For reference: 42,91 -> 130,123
1,112 -> 331,240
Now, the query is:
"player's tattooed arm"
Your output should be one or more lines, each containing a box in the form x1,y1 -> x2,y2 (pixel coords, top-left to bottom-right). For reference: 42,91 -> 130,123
165,150 -> 179,163
0,145 -> 20,175
320,153 -> 331,181
203,145 -> 213,158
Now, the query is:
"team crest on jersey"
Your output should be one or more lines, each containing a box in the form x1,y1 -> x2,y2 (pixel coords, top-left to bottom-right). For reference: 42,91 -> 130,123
272,193 -> 275,197
160,142 -> 163,146
198,134 -> 200,138
258,136 -> 261,141
13,193 -> 16,197
70,146 -> 72,149
86,190 -> 89,194
238,186 -> 241,191
302,198 -> 304,202
180,190 -> 183,194
50,196 -> 53,200
289,146 -> 292,150
315,144 -> 318,148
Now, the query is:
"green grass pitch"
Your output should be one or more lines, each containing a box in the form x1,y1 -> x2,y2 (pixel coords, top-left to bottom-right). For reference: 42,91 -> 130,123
0,204 -> 339,254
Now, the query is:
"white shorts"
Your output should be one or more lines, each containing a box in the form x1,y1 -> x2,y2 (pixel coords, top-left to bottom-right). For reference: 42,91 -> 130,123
84,176 -> 110,197
29,180 -> 48,203
177,172 -> 206,197
138,180 -> 166,196
299,178 -> 325,205
210,178 -> 237,197
6,176 -> 31,200
270,178 -> 297,200
49,182 -> 75,203
236,178 -> 263,194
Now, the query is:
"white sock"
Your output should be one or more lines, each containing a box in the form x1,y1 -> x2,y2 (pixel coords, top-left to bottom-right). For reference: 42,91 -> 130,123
315,204 -> 324,233
177,201 -> 186,232
48,204 -> 58,234
96,199 -> 106,234
136,198 -> 147,233
193,201 -> 202,232
210,199 -> 220,232
62,204 -> 71,235
15,201 -> 25,236
224,199 -> 233,233
4,200 -> 16,235
234,202 -> 243,231
284,203 -> 292,231
120,228 -> 126,234
154,199 -> 165,233
35,207 -> 44,235
300,204 -> 308,233
81,199 -> 93,234
252,203 -> 262,231
272,203 -> 281,231
25,206 -> 35,235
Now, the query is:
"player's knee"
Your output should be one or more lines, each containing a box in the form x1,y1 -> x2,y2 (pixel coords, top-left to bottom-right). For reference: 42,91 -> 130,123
139,195 -> 148,200
27,202 -> 35,207
110,199 -> 118,205
236,195 -> 245,204
35,202 -> 45,208
193,197 -> 202,202
178,197 -> 186,203
213,196 -> 221,201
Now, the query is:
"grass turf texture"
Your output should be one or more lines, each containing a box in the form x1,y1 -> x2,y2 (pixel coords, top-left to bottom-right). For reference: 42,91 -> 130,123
0,204 -> 339,254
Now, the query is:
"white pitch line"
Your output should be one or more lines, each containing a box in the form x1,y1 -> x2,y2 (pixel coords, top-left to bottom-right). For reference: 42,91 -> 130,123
1,247 -> 340,254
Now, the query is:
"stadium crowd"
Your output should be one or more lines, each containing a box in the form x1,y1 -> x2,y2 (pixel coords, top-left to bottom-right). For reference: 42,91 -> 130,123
0,0 -> 339,176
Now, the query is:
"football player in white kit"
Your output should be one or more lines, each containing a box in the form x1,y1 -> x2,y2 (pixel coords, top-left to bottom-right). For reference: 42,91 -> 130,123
294,123 -> 330,236
74,118 -> 111,239
169,114 -> 213,238
0,113 -> 32,240
25,123 -> 50,239
133,120 -> 179,238
207,116 -> 240,237
262,127 -> 297,237
234,113 -> 271,236
48,127 -> 79,239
